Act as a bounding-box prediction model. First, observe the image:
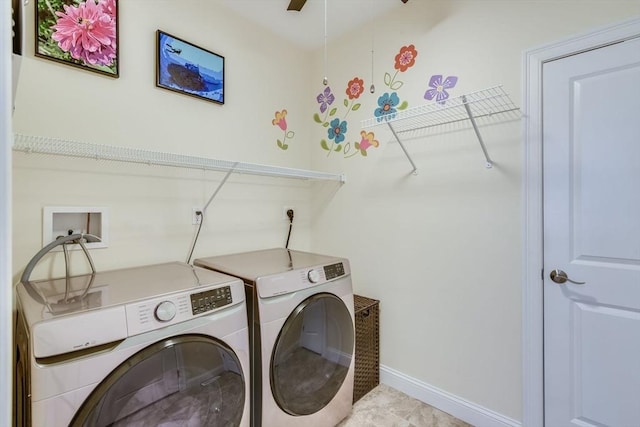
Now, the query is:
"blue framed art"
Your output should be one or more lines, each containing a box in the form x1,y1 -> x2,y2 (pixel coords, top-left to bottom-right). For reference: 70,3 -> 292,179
156,30 -> 225,104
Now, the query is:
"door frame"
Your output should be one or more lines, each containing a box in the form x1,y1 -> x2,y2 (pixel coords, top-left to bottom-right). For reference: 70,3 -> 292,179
522,17 -> 640,427
1,0 -> 12,425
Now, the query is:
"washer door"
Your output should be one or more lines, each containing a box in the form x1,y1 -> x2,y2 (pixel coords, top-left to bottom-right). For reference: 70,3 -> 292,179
70,334 -> 245,427
271,292 -> 354,416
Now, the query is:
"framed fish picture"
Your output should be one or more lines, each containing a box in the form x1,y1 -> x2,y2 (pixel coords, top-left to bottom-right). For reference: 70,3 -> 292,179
156,30 -> 225,105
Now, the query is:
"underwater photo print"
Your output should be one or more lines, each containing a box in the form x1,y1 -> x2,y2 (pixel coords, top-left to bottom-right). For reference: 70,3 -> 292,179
156,30 -> 225,104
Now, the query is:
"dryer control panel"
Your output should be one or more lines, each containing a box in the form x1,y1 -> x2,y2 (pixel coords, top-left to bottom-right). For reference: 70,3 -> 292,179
258,260 -> 351,299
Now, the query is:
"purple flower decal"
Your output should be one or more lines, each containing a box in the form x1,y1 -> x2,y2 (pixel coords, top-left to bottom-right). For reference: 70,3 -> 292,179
316,86 -> 335,113
424,75 -> 458,102
328,118 -> 347,144
374,92 -> 400,120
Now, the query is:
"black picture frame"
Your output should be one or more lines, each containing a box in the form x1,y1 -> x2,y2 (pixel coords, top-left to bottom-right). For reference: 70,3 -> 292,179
156,30 -> 225,105
12,0 -> 22,54
35,0 -> 119,78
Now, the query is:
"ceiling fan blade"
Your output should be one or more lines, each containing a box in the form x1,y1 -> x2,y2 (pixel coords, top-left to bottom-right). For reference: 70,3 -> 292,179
287,0 -> 307,11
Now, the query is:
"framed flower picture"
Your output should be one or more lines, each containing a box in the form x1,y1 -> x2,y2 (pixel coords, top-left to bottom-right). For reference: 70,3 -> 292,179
12,0 -> 23,54
35,0 -> 119,78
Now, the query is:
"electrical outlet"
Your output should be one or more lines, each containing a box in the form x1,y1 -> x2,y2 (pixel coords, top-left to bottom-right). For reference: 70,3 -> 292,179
282,206 -> 295,220
192,208 -> 203,225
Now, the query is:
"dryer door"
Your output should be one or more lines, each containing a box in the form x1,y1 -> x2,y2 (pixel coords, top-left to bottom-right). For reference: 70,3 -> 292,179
70,335 -> 245,427
271,292 -> 354,415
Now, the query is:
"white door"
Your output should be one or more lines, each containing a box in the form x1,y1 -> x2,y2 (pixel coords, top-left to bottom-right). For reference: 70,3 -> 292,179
543,37 -> 640,426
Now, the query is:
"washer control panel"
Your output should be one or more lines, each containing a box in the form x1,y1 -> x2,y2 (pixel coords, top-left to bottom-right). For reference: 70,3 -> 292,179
154,300 -> 177,322
190,286 -> 232,315
125,283 -> 237,336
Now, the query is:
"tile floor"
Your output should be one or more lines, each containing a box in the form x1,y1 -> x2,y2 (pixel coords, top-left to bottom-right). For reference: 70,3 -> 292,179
338,384 -> 473,427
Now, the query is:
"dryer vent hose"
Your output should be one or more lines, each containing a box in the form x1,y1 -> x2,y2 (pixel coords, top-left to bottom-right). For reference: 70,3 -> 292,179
20,234 -> 100,304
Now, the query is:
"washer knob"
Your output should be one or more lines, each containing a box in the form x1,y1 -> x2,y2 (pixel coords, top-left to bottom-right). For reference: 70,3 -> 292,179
307,269 -> 321,283
155,301 -> 177,322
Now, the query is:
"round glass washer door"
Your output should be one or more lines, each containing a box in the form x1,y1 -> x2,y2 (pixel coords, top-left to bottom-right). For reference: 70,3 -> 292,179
70,334 -> 245,427
271,292 -> 354,416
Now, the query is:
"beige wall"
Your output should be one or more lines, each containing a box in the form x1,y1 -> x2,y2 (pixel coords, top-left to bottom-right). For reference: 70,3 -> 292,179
12,0 -> 317,281
309,1 -> 639,421
11,0 -> 640,423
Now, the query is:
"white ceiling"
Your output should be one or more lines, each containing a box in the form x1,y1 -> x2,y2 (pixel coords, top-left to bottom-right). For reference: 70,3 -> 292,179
222,0 -> 406,50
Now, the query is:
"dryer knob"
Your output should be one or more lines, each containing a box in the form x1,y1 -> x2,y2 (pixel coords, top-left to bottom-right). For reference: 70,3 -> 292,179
155,301 -> 177,322
307,269 -> 321,283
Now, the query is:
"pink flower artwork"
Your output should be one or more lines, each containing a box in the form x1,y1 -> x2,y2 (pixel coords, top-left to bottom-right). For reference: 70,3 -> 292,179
51,0 -> 117,68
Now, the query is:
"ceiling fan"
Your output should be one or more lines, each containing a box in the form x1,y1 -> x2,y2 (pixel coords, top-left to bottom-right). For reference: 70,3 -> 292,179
287,0 -> 408,12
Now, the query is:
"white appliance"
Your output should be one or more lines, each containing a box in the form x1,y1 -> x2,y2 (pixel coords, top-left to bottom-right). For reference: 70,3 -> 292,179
195,248 -> 355,427
14,262 -> 250,427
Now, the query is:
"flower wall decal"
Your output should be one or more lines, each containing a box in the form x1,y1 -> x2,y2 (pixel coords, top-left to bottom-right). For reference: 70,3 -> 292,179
385,44 -> 418,91
394,44 -> 418,73
357,131 -> 380,156
272,109 -> 295,150
346,77 -> 365,100
374,44 -> 418,123
313,77 -> 378,158
317,86 -> 335,114
374,92 -> 400,121
424,75 -> 459,103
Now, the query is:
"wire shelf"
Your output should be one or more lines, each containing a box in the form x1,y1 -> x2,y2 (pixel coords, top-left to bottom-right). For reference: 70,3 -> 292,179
12,134 -> 345,183
360,85 -> 520,173
362,85 -> 519,132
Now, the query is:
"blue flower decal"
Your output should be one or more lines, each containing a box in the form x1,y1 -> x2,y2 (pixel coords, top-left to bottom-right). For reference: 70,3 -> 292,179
374,92 -> 400,121
328,118 -> 347,144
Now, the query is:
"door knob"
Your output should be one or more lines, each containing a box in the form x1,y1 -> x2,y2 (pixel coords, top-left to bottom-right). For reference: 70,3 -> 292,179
550,269 -> 586,285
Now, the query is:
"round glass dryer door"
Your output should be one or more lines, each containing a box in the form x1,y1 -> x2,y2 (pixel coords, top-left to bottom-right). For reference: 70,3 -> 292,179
271,293 -> 354,416
70,335 -> 245,427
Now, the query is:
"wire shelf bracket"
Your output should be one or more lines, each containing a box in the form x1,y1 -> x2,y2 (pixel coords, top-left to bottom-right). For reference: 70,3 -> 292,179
362,85 -> 520,174
12,134 -> 346,183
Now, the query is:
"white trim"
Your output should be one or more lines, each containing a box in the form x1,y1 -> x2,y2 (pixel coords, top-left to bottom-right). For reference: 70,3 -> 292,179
381,365 -> 521,427
1,0 -> 12,425
522,16 -> 640,427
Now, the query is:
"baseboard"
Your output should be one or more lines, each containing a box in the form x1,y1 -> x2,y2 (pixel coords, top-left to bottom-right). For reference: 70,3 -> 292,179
380,365 -> 521,427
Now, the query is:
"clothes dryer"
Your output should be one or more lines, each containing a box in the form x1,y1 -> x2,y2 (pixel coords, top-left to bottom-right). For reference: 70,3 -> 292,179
14,262 -> 250,427
194,248 -> 355,427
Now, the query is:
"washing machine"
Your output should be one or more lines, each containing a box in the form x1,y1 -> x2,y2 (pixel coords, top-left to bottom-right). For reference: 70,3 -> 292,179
194,248 -> 355,427
14,261 -> 250,427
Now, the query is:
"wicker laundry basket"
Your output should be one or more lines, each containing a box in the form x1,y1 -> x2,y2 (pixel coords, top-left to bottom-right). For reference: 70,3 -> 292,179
353,294 -> 380,403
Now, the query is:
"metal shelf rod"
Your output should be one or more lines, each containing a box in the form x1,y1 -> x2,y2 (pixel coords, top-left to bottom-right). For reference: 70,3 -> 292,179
462,95 -> 493,169
387,122 -> 418,175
